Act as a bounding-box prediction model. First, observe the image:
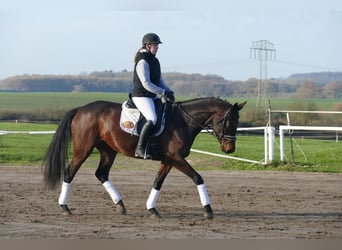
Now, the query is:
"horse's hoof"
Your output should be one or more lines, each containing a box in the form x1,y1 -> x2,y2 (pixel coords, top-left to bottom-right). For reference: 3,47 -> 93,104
61,205 -> 72,215
116,200 -> 127,215
148,208 -> 161,219
204,212 -> 214,219
204,204 -> 214,220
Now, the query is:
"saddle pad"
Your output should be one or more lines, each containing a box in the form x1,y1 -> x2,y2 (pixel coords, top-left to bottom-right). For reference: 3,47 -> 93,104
120,101 -> 165,137
120,101 -> 141,135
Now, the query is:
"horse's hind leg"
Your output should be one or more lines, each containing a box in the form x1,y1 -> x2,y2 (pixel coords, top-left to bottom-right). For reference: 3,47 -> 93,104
95,143 -> 126,215
59,151 -> 92,215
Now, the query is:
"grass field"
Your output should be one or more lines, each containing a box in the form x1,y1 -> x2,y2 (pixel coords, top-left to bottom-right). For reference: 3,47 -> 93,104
0,92 -> 129,111
0,122 -> 341,172
0,92 -> 341,111
0,93 -> 341,172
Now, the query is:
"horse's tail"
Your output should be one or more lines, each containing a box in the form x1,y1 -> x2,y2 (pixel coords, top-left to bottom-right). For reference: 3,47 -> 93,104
43,107 -> 79,189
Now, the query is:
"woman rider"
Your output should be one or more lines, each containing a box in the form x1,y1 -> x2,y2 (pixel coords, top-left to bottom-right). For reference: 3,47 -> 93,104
131,33 -> 174,159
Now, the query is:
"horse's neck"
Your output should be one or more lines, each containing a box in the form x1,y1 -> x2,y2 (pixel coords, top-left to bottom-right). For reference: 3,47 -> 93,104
180,103 -> 218,128
190,109 -> 213,124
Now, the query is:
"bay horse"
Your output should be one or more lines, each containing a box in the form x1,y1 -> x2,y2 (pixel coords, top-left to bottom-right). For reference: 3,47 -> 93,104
43,97 -> 246,219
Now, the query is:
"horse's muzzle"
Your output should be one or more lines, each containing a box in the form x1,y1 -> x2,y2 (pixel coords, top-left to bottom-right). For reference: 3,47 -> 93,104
221,141 -> 235,154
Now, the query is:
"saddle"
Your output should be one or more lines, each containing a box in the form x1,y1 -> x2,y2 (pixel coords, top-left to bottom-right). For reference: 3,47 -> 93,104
120,95 -> 167,137
120,95 -> 169,161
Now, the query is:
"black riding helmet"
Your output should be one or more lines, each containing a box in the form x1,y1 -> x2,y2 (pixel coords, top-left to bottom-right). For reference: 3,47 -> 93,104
142,33 -> 163,45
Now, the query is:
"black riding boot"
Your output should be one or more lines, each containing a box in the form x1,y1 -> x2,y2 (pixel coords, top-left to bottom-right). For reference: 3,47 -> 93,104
135,120 -> 154,159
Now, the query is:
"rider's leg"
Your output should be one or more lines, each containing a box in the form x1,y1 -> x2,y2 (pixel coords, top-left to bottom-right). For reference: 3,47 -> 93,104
135,120 -> 154,158
132,97 -> 157,159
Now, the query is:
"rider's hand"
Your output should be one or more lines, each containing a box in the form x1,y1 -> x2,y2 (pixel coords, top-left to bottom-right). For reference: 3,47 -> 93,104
164,90 -> 175,103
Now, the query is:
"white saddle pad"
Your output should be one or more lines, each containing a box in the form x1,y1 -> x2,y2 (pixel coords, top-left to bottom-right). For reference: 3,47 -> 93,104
120,101 -> 165,136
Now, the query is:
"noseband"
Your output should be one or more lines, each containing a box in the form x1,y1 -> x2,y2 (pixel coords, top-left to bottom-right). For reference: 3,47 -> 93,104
177,104 -> 236,142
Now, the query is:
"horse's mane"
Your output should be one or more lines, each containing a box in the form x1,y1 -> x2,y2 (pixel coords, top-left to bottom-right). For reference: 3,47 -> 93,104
176,97 -> 231,106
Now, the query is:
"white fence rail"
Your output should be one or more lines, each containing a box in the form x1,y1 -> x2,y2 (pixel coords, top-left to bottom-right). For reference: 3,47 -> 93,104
1,127 -> 272,165
193,126 -> 274,165
279,125 -> 342,162
1,125 -> 341,165
0,130 -> 55,135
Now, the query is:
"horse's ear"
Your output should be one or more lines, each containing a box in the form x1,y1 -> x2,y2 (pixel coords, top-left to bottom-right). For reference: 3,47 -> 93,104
238,101 -> 247,111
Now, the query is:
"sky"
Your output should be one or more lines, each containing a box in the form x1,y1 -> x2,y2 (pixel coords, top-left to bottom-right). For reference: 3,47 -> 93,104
1,0 -> 342,81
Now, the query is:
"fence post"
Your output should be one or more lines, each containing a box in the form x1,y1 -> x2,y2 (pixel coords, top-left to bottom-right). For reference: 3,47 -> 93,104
267,126 -> 275,162
336,131 -> 339,142
279,126 -> 285,163
264,128 -> 268,164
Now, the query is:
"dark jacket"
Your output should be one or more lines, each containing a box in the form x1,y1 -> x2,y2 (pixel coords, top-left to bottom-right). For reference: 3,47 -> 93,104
132,51 -> 161,98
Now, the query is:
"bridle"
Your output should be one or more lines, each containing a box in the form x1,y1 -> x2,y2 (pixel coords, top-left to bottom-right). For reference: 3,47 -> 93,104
177,103 -> 237,142
215,109 -> 237,142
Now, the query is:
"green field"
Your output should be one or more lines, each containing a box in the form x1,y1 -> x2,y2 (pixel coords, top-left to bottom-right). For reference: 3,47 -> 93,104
0,92 -> 341,172
0,122 -> 341,172
0,92 -> 341,111
0,92 -> 129,111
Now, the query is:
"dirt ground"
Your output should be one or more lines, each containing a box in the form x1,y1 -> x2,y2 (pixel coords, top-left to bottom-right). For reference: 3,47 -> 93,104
0,165 -> 341,239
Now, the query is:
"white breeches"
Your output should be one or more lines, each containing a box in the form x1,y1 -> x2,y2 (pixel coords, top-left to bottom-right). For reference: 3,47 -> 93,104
132,97 -> 157,125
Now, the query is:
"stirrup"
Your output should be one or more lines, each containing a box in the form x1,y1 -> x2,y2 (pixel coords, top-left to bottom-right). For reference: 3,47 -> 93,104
134,149 -> 151,159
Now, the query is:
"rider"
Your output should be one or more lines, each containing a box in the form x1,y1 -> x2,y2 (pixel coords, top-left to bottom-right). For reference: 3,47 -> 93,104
131,33 -> 174,159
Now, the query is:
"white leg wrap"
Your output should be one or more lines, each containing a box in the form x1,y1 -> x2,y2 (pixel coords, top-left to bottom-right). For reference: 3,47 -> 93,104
58,182 -> 71,205
103,180 -> 122,204
146,188 -> 160,209
197,184 -> 211,206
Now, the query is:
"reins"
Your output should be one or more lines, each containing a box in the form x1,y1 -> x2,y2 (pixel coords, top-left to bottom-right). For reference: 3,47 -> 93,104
176,102 -> 236,142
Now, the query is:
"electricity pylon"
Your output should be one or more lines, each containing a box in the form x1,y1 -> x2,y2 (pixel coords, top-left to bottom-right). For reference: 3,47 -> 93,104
250,40 -> 276,108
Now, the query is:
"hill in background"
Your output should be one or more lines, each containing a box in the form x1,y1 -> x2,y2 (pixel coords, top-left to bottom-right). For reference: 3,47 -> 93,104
1,71 -> 341,99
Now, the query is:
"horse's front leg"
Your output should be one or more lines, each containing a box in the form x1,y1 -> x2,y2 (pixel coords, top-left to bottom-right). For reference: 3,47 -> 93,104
173,157 -> 214,220
147,163 -> 172,218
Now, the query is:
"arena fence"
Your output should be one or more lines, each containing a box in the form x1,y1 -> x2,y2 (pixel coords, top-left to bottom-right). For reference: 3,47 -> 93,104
0,130 -> 55,135
1,127 -> 273,165
270,109 -> 342,163
193,126 -> 274,165
278,125 -> 342,162
1,123 -> 341,165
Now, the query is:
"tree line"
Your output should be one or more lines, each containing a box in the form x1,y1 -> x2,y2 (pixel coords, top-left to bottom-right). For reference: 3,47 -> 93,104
1,70 -> 342,99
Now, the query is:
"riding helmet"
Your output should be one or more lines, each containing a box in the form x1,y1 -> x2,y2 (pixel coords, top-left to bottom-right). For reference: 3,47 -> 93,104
142,33 -> 163,45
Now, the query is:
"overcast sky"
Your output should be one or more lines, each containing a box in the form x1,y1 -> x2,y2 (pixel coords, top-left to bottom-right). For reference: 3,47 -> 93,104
1,0 -> 341,81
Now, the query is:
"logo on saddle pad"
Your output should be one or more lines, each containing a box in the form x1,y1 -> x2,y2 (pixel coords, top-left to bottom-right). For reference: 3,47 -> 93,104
120,100 -> 166,137
122,120 -> 135,129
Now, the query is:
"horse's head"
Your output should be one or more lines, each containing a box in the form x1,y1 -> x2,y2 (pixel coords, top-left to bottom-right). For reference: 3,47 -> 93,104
176,98 -> 246,155
213,101 -> 246,154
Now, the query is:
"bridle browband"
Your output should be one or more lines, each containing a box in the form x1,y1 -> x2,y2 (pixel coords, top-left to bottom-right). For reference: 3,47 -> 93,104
177,103 -> 237,142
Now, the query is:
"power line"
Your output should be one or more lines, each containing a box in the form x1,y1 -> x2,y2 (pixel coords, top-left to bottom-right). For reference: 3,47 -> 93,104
250,40 -> 276,108
275,60 -> 340,71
